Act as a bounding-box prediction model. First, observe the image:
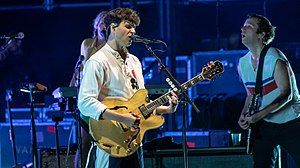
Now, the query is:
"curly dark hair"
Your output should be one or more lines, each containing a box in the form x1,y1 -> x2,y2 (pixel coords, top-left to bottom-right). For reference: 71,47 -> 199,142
247,14 -> 276,45
104,8 -> 140,37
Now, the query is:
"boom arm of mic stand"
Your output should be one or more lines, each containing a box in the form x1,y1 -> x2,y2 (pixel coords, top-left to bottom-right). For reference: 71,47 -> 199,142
144,44 -> 200,113
0,38 -> 14,51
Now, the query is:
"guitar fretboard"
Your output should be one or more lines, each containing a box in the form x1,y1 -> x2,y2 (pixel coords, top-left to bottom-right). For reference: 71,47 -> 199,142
140,74 -> 205,118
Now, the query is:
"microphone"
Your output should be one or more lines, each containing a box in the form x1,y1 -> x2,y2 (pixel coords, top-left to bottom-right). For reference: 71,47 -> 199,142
131,35 -> 162,44
75,55 -> 85,69
0,32 -> 25,39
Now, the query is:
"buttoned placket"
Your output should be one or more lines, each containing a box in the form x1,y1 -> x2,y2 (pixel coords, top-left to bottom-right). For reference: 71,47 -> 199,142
113,52 -> 135,90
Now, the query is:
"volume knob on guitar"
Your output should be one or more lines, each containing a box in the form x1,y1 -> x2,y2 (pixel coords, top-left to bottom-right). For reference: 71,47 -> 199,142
126,148 -> 133,154
115,145 -> 121,154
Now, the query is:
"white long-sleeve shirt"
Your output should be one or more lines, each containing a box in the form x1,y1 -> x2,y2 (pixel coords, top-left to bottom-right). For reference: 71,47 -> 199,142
78,43 -> 145,121
77,43 -> 145,168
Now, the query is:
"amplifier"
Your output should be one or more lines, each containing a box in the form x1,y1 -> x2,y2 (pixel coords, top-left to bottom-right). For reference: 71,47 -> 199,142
163,131 -> 210,148
145,85 -> 169,96
38,148 -> 76,168
142,55 -> 191,86
191,50 -> 247,97
144,154 -> 253,168
5,107 -> 46,121
0,121 -> 76,168
210,130 -> 231,147
144,147 -> 253,168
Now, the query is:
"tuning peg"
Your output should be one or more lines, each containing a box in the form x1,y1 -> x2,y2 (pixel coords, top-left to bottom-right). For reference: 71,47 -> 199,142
208,61 -> 214,67
126,148 -> 133,153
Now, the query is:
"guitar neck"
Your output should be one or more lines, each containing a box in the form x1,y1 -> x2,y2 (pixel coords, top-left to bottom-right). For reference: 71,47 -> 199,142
248,94 -> 260,116
141,73 -> 205,117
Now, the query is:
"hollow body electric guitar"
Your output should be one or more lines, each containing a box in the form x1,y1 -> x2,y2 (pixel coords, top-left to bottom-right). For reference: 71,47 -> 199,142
89,60 -> 224,157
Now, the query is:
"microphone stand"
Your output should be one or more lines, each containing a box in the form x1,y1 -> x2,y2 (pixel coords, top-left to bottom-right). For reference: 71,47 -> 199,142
28,84 -> 39,168
6,90 -> 23,168
75,63 -> 83,168
0,34 -> 21,51
143,43 -> 200,168
51,111 -> 64,168
20,83 -> 49,168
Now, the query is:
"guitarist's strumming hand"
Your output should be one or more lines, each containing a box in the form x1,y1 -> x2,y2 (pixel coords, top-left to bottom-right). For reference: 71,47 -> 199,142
121,112 -> 141,129
239,111 -> 265,129
238,113 -> 250,130
244,110 -> 268,124
102,109 -> 141,129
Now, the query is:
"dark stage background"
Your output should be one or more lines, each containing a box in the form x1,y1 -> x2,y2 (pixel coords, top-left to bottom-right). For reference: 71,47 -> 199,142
0,0 -> 300,129
1,0 -> 300,130
0,0 -> 299,92
0,0 -> 299,167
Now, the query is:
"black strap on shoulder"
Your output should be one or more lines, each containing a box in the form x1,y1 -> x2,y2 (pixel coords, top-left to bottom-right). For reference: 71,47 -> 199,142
254,44 -> 271,95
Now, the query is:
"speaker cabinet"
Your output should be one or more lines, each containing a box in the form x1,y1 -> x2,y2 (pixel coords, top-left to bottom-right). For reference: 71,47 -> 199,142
38,148 -> 76,168
145,155 -> 253,168
144,148 -> 253,168
191,50 -> 248,97
0,121 -> 76,168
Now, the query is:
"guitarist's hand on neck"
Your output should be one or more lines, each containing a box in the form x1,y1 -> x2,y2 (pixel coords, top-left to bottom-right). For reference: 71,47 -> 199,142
156,91 -> 179,114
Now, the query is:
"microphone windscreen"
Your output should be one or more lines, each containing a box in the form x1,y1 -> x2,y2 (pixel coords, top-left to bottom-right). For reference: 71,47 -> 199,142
79,55 -> 85,61
17,32 -> 24,39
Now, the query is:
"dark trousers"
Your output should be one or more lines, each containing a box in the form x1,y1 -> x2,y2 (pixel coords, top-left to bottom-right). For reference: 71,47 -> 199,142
87,146 -> 144,168
253,118 -> 300,168
109,147 -> 144,168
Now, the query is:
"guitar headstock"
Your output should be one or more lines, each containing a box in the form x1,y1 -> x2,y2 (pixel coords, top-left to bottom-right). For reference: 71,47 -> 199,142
201,60 -> 224,80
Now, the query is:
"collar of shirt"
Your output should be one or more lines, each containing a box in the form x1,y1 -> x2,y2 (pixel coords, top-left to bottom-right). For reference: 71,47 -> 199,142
103,43 -> 129,61
103,43 -> 133,79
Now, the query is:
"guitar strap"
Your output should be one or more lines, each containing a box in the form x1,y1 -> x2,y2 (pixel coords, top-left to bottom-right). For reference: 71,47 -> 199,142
246,45 -> 271,155
252,44 -> 271,112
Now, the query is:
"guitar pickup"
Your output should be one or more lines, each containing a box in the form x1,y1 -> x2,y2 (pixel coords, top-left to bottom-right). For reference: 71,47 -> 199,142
138,105 -> 149,119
